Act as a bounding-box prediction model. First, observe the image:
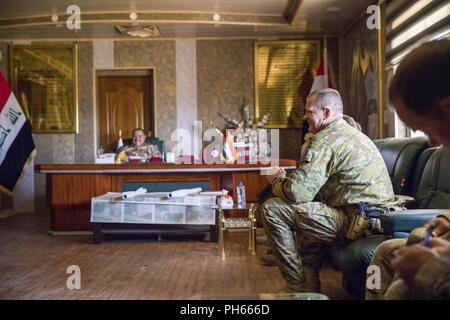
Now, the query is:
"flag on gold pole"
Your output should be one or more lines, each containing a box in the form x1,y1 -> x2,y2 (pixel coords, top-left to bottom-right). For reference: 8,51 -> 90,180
310,37 -> 334,93
0,71 -> 36,195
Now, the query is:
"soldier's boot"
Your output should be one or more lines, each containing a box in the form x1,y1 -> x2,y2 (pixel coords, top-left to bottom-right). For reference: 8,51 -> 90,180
256,234 -> 268,245
302,265 -> 321,292
279,266 -> 321,293
260,253 -> 277,266
260,247 -> 277,266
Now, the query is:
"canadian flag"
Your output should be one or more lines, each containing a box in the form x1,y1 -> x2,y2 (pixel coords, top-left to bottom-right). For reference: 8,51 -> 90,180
309,50 -> 334,93
0,72 -> 36,195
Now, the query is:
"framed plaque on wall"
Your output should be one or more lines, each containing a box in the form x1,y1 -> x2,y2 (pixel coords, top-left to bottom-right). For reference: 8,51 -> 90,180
9,44 -> 78,133
254,40 -> 320,129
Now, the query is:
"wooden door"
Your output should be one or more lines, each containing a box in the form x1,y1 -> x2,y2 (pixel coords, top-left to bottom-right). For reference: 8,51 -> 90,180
98,75 -> 153,152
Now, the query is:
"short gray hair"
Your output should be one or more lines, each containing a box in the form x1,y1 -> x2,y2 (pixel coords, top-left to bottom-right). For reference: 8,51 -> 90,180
308,88 -> 343,114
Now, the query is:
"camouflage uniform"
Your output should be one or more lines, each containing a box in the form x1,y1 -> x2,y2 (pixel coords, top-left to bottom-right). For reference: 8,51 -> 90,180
261,117 -> 397,289
124,143 -> 161,160
366,212 -> 450,300
385,254 -> 450,299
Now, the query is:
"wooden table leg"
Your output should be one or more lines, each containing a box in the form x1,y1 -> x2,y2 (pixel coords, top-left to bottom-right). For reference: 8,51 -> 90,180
218,208 -> 226,257
248,204 -> 257,255
92,223 -> 102,244
209,209 -> 219,242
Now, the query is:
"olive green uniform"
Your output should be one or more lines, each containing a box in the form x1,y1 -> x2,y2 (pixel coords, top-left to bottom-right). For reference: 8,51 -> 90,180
262,117 -> 397,289
124,143 -> 161,160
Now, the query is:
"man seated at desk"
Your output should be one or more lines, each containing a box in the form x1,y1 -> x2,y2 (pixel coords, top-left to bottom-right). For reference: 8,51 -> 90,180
118,128 -> 162,162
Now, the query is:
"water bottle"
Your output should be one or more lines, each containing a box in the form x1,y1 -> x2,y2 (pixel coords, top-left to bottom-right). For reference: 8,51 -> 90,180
97,145 -> 104,156
241,182 -> 246,205
236,182 -> 242,205
237,180 -> 246,205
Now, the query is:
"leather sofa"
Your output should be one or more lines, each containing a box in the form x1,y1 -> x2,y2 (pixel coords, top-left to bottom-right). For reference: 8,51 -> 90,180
328,137 -> 450,297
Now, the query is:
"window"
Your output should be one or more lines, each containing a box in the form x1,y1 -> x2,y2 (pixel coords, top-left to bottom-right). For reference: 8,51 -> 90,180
385,0 -> 450,138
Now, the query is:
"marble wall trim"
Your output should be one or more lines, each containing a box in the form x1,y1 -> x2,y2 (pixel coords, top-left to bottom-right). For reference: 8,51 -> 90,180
175,39 -> 197,154
93,40 -> 114,69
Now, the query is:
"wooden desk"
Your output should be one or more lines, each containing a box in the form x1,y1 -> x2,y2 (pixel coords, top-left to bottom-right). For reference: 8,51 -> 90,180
35,160 -> 296,232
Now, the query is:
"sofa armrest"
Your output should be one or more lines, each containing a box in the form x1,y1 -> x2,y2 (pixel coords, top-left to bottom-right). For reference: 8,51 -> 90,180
381,209 -> 449,237
396,194 -> 419,209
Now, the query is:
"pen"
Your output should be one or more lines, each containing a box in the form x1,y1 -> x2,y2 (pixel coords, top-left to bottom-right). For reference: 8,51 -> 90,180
423,223 -> 436,247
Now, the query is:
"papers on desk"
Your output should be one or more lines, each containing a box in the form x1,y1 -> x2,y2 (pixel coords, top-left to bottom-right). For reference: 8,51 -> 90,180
107,187 -> 147,200
121,187 -> 147,199
103,187 -> 221,207
168,187 -> 202,198
200,190 -> 227,196
107,188 -> 222,201
95,153 -> 116,164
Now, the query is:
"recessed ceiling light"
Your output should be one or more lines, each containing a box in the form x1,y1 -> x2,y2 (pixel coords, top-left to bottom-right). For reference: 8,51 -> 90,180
212,13 -> 221,22
51,14 -> 63,27
129,12 -> 138,20
326,6 -> 341,12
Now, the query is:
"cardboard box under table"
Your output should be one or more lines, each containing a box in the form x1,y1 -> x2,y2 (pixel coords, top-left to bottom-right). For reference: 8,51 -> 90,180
91,193 -> 218,243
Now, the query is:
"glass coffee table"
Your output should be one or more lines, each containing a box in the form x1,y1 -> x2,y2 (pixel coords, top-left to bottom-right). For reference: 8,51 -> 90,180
91,192 -> 218,243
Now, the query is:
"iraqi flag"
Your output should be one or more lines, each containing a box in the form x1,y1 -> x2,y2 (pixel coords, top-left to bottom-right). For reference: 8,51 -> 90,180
116,129 -> 124,153
223,132 -> 237,161
0,72 -> 36,196
309,50 -> 334,93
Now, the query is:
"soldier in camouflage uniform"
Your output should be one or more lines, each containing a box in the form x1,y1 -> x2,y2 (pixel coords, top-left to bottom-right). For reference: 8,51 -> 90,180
258,115 -> 363,267
123,128 -> 162,161
261,88 -> 398,293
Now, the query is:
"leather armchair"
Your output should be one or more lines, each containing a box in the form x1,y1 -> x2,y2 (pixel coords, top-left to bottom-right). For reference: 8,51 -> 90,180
331,138 -> 450,297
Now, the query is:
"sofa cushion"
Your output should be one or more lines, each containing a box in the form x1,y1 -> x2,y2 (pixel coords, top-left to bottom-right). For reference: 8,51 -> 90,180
416,147 -> 450,209
381,209 -> 449,237
373,137 -> 429,196
411,147 -> 437,199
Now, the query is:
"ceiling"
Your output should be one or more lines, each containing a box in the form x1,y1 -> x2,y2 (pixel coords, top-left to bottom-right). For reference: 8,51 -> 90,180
0,0 -> 376,40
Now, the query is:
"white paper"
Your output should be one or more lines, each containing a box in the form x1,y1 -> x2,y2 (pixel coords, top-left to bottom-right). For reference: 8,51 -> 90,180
122,187 -> 147,199
200,190 -> 226,196
95,153 -> 116,164
168,187 -> 202,198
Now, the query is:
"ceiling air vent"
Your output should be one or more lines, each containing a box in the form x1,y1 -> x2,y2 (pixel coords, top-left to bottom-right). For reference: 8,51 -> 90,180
115,25 -> 161,38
